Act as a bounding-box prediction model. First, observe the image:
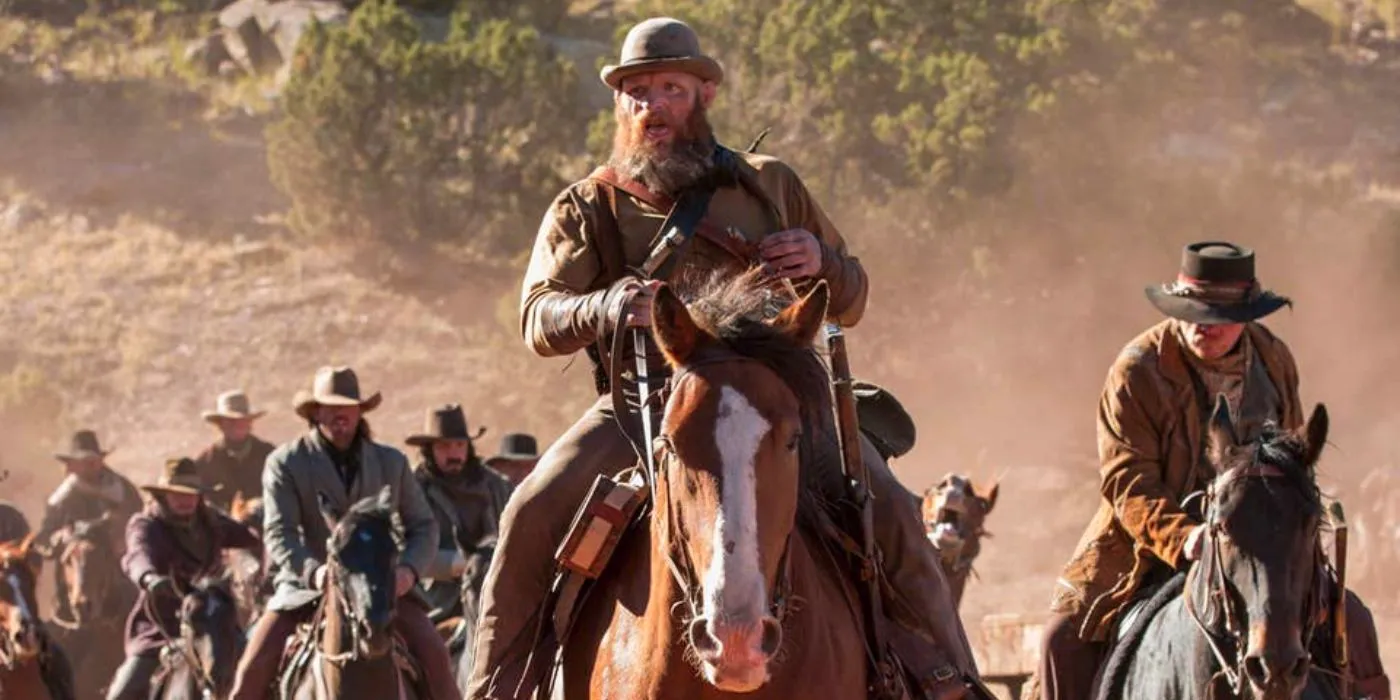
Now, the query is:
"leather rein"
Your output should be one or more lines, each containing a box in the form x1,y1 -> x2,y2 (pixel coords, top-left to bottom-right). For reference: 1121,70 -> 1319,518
1183,462 -> 1326,696
652,353 -> 796,644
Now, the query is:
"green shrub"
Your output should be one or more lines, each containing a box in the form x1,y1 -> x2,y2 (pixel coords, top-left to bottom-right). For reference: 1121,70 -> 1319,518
266,0 -> 582,258
623,0 -> 1062,206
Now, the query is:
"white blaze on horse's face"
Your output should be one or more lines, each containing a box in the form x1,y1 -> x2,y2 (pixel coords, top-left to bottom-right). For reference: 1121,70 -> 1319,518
694,383 -> 775,692
703,385 -> 769,628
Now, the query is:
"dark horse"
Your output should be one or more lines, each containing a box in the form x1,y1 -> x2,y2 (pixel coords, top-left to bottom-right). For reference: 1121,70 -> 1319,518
151,576 -> 244,699
282,486 -> 419,699
47,513 -> 134,699
1100,399 -> 1344,700
562,276 -> 874,698
921,474 -> 998,608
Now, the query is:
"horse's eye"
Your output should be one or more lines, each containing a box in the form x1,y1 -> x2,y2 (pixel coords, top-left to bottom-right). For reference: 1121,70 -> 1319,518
786,433 -> 801,452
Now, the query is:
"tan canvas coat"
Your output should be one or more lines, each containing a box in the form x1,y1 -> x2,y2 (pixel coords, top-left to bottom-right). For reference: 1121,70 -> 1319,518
519,150 -> 870,358
1052,319 -> 1302,641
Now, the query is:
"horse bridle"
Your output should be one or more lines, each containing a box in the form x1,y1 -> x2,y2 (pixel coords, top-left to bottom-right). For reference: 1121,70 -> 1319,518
653,355 -> 797,647
50,533 -> 118,631
0,568 -> 38,671
146,580 -> 220,697
1184,462 -> 1325,696
317,556 -> 391,664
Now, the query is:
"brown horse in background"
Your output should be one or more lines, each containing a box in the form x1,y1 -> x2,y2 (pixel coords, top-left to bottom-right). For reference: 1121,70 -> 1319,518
563,278 -> 870,699
921,475 -> 998,608
47,514 -> 133,699
0,536 -> 51,699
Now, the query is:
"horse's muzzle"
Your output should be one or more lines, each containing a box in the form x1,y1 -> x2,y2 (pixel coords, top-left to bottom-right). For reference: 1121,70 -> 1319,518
688,615 -> 782,693
1243,638 -> 1310,699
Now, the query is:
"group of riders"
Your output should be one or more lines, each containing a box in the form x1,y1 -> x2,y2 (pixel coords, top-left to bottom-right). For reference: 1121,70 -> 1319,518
0,15 -> 1393,700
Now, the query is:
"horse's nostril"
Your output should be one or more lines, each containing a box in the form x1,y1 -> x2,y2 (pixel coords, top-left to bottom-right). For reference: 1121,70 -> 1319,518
759,617 -> 782,656
688,617 -> 719,656
1244,654 -> 1269,686
1290,654 -> 1311,680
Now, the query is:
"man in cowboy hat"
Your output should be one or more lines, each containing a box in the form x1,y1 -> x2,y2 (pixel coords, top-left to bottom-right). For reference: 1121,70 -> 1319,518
1039,242 -> 1390,699
482,433 -> 541,487
35,430 -> 143,616
408,404 -> 513,627
228,366 -> 460,700
469,15 -> 975,699
194,390 -> 276,513
106,458 -> 260,700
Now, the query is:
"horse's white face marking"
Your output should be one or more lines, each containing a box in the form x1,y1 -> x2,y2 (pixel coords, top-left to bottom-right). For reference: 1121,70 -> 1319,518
701,385 -> 770,624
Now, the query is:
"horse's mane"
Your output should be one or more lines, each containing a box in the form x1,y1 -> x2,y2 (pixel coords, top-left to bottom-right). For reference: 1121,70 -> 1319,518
1217,421 -> 1323,518
678,269 -> 848,517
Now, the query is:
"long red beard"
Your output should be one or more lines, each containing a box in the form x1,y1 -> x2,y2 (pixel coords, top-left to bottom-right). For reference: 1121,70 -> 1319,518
608,100 -> 716,197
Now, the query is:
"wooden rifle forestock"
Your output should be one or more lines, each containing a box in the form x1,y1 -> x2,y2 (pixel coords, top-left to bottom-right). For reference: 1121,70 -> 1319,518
825,322 -> 902,695
1329,501 -> 1350,696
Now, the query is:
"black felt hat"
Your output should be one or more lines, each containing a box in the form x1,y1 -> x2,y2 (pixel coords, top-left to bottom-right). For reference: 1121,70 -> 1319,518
1144,242 -> 1291,324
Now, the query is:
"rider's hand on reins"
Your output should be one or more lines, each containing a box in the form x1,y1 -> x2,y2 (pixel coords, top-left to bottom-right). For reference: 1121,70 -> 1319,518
758,229 -> 822,280
624,280 -> 663,328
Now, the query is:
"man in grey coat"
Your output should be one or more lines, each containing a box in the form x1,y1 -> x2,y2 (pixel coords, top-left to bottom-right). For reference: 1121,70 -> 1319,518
228,366 -> 461,700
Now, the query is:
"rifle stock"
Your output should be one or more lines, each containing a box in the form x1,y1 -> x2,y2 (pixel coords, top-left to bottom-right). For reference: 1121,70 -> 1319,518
1329,501 -> 1350,697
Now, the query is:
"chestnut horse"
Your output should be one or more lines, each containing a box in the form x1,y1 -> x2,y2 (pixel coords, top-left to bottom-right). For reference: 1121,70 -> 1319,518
284,487 -> 419,700
47,514 -> 133,699
921,475 -> 998,608
0,536 -> 50,699
563,277 -> 869,699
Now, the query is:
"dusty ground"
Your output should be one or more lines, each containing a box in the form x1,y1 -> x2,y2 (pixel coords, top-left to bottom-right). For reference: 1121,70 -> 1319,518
2,11 -> 1399,699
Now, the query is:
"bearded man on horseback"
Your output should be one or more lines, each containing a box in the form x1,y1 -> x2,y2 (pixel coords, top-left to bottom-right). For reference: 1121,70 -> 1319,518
1039,242 -> 1390,699
227,366 -> 461,700
465,16 -> 976,699
107,458 -> 260,700
407,404 -> 512,625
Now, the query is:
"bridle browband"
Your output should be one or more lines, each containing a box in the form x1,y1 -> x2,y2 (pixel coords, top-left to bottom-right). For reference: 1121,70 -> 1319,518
656,352 -> 796,652
1183,462 -> 1325,696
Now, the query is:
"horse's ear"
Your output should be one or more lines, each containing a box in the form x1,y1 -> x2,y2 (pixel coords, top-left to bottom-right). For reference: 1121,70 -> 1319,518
1205,394 -> 1240,468
652,284 -> 704,366
1301,403 -> 1329,468
772,280 -> 829,346
980,482 -> 1000,511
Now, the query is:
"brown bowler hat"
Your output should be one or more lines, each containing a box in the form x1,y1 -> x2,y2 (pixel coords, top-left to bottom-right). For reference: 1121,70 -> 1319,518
600,17 -> 724,90
293,366 -> 382,420
54,430 -> 112,462
1145,242 -> 1292,325
141,457 -> 208,496
405,404 -> 485,447
483,433 -> 540,465
202,390 -> 267,423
